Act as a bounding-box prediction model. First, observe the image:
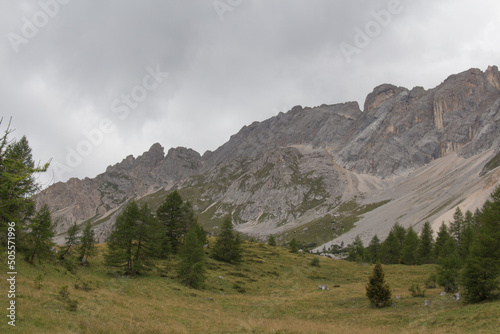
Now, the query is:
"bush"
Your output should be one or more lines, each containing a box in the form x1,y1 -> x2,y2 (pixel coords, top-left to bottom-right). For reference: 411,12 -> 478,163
34,274 -> 44,290
409,284 -> 426,297
310,257 -> 320,267
59,285 -> 70,300
66,298 -> 79,312
74,277 -> 93,291
424,273 -> 438,289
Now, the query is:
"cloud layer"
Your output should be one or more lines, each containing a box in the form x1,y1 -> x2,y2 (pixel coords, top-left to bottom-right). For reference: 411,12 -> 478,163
1,0 -> 499,185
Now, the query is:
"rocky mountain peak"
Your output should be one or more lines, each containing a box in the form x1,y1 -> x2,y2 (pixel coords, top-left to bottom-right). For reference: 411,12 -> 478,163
364,84 -> 405,112
38,66 -> 500,247
135,143 -> 165,165
485,65 -> 500,90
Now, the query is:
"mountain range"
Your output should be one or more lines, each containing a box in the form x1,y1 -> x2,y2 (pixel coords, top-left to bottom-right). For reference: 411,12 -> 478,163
37,65 -> 500,251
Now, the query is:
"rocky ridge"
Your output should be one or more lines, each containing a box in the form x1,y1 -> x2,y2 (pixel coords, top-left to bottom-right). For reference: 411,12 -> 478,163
36,66 -> 500,246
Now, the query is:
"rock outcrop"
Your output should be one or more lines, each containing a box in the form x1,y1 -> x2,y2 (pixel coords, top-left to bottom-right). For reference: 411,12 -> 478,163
36,66 -> 500,245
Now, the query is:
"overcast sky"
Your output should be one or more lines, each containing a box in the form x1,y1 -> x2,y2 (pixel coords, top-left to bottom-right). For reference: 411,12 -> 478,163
1,0 -> 499,187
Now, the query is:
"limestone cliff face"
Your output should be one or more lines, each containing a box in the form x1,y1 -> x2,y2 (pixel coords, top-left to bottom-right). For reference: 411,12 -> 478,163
36,66 -> 500,243
37,145 -> 202,237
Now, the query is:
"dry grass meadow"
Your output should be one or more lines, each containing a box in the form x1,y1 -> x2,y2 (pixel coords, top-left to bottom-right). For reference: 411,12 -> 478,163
1,241 -> 499,333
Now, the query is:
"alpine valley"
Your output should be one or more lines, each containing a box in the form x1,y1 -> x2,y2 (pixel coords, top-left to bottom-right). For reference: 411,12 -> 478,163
37,66 -> 500,251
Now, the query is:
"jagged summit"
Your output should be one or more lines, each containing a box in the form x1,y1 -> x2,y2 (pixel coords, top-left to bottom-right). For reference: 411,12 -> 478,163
37,66 -> 500,247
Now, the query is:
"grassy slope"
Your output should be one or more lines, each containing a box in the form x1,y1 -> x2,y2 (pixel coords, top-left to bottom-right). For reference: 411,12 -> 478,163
1,242 -> 499,334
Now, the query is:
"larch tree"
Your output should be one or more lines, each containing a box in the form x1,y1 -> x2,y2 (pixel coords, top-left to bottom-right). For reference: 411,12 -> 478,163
178,225 -> 206,289
0,121 -> 49,249
211,216 -> 242,264
59,222 -> 79,260
462,186 -> 500,303
105,201 -> 161,275
418,222 -> 434,264
156,190 -> 195,255
402,226 -> 420,265
24,205 -> 55,265
78,221 -> 98,265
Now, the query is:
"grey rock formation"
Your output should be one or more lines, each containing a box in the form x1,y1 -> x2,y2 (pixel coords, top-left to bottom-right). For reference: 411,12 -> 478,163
36,66 -> 500,246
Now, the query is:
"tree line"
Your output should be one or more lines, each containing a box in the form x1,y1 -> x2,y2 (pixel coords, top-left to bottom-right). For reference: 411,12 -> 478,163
1,120 -> 497,302
341,189 -> 500,304
0,121 -> 242,290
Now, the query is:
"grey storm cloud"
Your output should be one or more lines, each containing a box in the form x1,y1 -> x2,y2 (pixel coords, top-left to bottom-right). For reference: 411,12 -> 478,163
1,0 -> 499,186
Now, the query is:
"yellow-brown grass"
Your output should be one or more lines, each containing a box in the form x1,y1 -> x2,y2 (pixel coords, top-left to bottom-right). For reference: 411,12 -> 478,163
1,242 -> 499,333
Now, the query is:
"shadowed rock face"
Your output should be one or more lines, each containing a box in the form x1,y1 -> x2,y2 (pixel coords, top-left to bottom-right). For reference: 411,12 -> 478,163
37,66 -> 500,243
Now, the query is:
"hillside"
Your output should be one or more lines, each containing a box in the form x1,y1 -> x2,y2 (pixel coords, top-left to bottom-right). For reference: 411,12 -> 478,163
1,242 -> 499,333
36,66 -> 500,248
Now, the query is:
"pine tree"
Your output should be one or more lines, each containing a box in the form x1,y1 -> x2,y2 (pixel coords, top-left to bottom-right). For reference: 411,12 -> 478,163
436,238 -> 461,293
347,235 -> 366,262
289,238 -> 299,253
156,191 -> 195,255
211,216 -> 242,264
178,226 -> 206,289
0,122 -> 49,248
366,262 -> 392,308
380,223 -> 406,264
380,231 -> 400,264
459,210 -> 475,261
267,235 -> 277,246
24,205 -> 55,264
402,226 -> 420,265
418,221 -> 434,264
367,234 -> 381,263
393,222 -> 406,251
59,222 -> 79,260
105,202 -> 161,274
192,223 -> 208,246
78,221 -> 97,265
434,222 -> 451,260
462,187 -> 500,303
449,207 -> 464,252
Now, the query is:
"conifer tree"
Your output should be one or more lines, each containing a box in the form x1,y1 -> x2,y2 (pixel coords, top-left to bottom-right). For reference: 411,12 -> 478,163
178,225 -> 206,289
156,191 -> 195,255
434,222 -> 452,260
459,210 -> 475,261
436,238 -> 461,293
59,222 -> 79,260
211,216 -> 242,264
366,262 -> 392,308
0,122 -> 49,248
402,226 -> 420,265
78,221 -> 97,265
380,231 -> 400,264
462,186 -> 500,303
192,223 -> 208,246
367,234 -> 381,263
267,235 -> 277,246
418,221 -> 434,264
449,207 -> 464,251
393,222 -> 406,251
289,238 -> 299,253
24,205 -> 55,264
347,235 -> 366,262
105,202 -> 161,274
